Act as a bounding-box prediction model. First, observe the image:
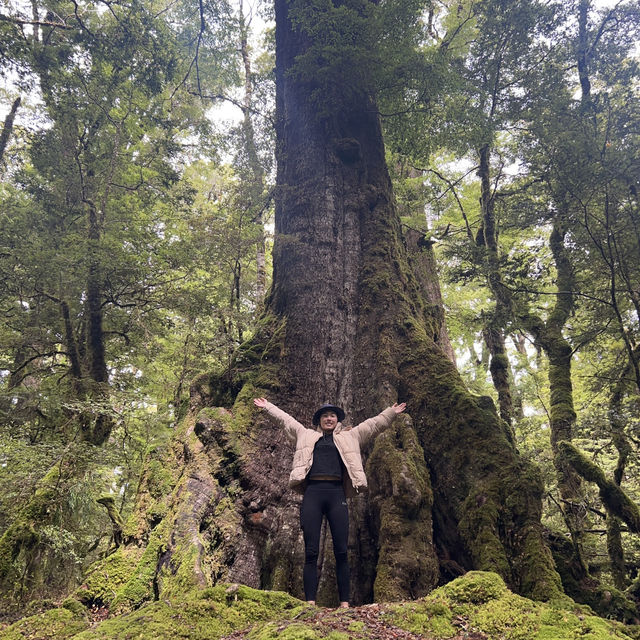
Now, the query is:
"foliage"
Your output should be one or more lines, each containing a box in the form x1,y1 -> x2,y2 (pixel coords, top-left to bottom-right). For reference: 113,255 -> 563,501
0,0 -> 271,606
380,0 -> 640,606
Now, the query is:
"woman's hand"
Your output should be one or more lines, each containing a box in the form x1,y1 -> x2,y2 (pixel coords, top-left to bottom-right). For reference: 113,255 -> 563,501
253,397 -> 268,408
392,402 -> 406,414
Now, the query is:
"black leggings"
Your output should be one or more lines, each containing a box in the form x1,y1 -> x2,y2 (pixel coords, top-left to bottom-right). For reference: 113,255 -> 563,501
300,480 -> 350,603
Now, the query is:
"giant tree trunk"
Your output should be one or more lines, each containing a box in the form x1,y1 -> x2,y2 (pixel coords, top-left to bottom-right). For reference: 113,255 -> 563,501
89,0 -> 562,612
226,0 -> 559,603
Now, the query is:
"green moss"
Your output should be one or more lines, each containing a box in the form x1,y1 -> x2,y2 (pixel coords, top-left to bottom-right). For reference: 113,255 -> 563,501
249,623 -> 319,640
76,547 -> 144,606
96,496 -> 125,528
0,606 -> 88,640
71,584 -> 303,640
473,592 -> 538,639
0,522 -> 37,586
391,598 -> 456,637
367,419 -> 438,601
123,442 -> 179,540
109,525 -> 167,612
439,570 -> 508,604
515,523 -> 562,602
396,318 -> 565,602
158,540 -> 203,599
61,598 -> 86,617
146,459 -> 177,500
388,572 -> 634,640
0,461 -> 74,589
458,484 -> 511,578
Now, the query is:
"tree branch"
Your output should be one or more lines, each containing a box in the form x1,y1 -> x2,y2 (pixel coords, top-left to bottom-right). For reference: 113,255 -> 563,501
0,13 -> 72,29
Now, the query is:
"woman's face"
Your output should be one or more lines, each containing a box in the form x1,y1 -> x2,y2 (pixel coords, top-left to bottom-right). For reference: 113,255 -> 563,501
319,410 -> 338,432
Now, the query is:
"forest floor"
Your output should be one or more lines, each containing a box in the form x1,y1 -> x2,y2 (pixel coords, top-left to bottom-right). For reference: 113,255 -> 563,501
220,601 -> 487,640
1,572 -> 635,640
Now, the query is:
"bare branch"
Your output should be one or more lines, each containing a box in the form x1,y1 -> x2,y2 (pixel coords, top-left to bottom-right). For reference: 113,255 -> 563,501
424,166 -> 478,241
0,13 -> 72,29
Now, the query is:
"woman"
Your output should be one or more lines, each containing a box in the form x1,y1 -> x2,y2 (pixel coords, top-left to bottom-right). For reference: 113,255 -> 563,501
253,397 -> 406,607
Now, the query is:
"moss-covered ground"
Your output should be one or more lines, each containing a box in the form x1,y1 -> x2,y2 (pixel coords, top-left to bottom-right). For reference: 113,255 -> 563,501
388,572 -> 638,640
0,584 -> 303,640
2,573 -> 638,640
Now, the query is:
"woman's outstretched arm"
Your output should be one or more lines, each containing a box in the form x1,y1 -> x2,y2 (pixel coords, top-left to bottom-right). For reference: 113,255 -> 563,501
253,397 -> 306,442
352,402 -> 407,445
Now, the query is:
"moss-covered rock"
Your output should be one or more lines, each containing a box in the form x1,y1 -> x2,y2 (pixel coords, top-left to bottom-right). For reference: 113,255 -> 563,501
75,545 -> 146,608
5,577 -> 640,640
80,584 -> 302,640
388,571 -> 635,639
60,598 -> 86,617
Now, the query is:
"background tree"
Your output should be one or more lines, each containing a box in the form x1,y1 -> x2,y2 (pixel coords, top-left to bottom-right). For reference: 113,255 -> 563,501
381,0 -> 640,613
0,0 -> 255,604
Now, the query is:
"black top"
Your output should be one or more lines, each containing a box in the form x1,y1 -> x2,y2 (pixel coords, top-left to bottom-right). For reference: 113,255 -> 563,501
307,432 -> 345,479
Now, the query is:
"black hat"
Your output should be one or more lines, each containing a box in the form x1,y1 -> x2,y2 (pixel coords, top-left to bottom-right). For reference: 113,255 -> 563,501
312,403 -> 346,426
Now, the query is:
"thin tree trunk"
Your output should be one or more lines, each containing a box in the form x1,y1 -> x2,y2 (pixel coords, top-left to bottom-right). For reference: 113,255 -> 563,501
239,0 -> 267,304
523,218 -> 585,569
577,0 -> 592,107
477,144 -> 515,426
85,200 -> 111,445
0,97 -> 21,165
607,367 -> 632,589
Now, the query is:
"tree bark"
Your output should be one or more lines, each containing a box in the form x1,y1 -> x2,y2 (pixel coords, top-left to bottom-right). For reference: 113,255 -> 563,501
476,144 -> 516,427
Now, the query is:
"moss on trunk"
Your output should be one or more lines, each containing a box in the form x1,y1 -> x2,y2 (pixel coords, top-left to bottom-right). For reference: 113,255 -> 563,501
367,416 -> 439,601
0,455 -> 83,600
558,441 -> 640,533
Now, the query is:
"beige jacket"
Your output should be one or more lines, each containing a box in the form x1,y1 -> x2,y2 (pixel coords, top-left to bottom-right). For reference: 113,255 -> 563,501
263,402 -> 397,495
